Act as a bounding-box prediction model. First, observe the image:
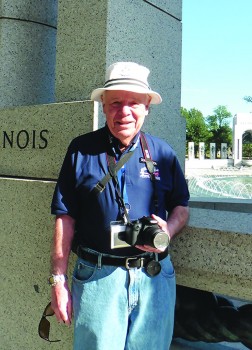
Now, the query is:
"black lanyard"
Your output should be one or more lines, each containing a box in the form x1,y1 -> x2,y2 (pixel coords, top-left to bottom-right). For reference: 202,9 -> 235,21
139,133 -> 159,215
107,154 -> 131,223
90,132 -> 159,220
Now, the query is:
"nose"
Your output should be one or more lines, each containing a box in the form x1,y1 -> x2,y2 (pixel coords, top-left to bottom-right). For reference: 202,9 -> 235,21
121,104 -> 131,116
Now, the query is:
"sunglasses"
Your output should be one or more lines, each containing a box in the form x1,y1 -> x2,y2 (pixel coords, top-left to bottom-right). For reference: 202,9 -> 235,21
38,302 -> 61,342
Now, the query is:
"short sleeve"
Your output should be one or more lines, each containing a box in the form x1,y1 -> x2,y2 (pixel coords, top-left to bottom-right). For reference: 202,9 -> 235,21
165,156 -> 190,212
51,144 -> 78,219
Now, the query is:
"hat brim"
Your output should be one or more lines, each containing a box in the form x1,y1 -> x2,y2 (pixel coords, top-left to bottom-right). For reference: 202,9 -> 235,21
90,85 -> 162,105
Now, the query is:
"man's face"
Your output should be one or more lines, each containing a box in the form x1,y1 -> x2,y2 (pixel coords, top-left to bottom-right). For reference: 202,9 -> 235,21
102,90 -> 151,146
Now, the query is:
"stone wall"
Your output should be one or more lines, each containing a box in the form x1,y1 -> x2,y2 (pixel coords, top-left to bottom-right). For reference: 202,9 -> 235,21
0,102 -> 95,349
0,1 -> 185,349
0,0 -> 57,108
55,0 -> 186,165
171,203 -> 252,301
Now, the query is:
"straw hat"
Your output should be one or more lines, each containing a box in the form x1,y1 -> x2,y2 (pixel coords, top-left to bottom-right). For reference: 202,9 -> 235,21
90,62 -> 162,104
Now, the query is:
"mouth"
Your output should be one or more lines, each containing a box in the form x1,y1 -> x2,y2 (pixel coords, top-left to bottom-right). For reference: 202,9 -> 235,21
114,120 -> 134,129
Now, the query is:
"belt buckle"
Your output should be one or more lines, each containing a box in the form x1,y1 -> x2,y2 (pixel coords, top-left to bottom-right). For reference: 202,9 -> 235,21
125,257 -> 144,270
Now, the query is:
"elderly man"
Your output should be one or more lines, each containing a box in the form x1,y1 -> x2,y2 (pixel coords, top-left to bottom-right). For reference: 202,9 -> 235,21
49,62 -> 189,350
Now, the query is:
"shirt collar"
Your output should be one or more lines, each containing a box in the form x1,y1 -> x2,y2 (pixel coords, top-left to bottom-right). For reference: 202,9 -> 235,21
105,124 -> 140,155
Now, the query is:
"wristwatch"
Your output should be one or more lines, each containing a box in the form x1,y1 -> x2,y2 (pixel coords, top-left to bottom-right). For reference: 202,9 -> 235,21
48,274 -> 68,287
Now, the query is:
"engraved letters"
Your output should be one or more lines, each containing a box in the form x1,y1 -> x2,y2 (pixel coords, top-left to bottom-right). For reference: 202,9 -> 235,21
2,129 -> 49,149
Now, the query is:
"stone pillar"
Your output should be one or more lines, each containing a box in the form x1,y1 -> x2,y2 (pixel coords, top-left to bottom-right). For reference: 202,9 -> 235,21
210,143 -> 216,159
0,2 -> 184,348
0,101 -> 96,349
55,0 -> 185,166
188,142 -> 195,160
199,142 -> 205,160
221,143 -> 228,159
232,113 -> 252,165
0,0 -> 57,108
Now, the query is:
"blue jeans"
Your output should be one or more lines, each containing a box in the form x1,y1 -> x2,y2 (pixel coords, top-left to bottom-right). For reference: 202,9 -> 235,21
72,248 -> 176,350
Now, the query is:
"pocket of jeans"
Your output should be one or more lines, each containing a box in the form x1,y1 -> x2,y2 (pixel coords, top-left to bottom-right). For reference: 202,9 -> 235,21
160,256 -> 175,278
72,260 -> 97,283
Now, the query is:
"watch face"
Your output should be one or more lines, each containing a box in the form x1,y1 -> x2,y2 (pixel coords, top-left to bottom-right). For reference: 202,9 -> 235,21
48,274 -> 67,286
48,276 -> 55,285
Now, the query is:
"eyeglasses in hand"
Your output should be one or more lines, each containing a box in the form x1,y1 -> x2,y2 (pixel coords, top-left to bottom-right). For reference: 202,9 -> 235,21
38,302 -> 61,342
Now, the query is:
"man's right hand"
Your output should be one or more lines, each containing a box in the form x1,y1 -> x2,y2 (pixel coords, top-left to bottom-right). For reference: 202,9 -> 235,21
51,282 -> 72,326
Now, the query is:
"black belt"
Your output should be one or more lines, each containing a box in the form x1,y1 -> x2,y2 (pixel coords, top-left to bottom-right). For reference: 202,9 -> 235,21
76,247 -> 168,270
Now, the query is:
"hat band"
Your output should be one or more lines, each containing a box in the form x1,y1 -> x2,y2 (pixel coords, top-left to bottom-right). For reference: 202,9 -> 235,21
104,78 -> 150,90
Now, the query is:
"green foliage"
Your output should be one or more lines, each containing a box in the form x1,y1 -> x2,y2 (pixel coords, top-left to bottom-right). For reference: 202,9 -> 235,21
206,106 -> 232,153
206,105 -> 232,129
181,105 -> 233,157
243,96 -> 252,103
243,130 -> 252,144
181,107 -> 212,156
181,107 -> 211,144
242,131 -> 252,159
243,144 -> 252,158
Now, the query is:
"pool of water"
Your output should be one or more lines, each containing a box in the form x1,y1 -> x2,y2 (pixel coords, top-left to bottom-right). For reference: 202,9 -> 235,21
188,175 -> 252,199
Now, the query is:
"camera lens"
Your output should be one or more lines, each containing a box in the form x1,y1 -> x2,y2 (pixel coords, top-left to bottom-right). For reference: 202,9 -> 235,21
153,232 -> 169,249
142,225 -> 169,249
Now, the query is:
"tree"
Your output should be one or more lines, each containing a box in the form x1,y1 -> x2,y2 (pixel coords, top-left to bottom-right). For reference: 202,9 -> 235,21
206,105 -> 232,156
181,107 -> 211,156
243,130 -> 252,143
181,107 -> 211,143
243,96 -> 252,103
243,130 -> 252,159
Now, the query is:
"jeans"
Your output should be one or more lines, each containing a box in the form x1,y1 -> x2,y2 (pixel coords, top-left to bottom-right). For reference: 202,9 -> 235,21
72,248 -> 176,350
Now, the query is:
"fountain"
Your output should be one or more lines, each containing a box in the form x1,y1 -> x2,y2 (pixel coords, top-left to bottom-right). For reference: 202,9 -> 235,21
188,174 -> 252,199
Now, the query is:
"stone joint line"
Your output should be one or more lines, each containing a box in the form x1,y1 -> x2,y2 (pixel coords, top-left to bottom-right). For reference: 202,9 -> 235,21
0,16 -> 57,29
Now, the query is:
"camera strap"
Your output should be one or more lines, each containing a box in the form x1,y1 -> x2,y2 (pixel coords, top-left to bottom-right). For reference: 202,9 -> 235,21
90,132 -> 159,220
90,150 -> 134,198
139,133 -> 159,215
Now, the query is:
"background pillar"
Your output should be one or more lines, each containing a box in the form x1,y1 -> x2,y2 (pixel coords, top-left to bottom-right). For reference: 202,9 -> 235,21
0,1 -> 185,349
210,143 -> 216,159
0,0 -> 57,108
199,142 -> 205,160
221,143 -> 227,159
55,0 -> 186,165
188,142 -> 195,160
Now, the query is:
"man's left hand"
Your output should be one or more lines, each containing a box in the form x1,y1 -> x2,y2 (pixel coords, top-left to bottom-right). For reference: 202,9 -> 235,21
135,214 -> 170,253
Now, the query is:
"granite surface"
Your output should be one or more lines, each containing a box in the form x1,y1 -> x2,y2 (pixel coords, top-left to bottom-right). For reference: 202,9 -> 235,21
171,220 -> 252,301
1,176 -> 250,349
55,0 -> 185,166
144,0 -> 182,20
0,0 -> 57,26
55,0 -> 108,103
0,0 -> 57,108
106,0 -> 184,162
0,177 -> 75,349
0,101 -> 97,179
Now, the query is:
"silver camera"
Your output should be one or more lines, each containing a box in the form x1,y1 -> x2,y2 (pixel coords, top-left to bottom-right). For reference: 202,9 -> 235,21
111,216 -> 169,250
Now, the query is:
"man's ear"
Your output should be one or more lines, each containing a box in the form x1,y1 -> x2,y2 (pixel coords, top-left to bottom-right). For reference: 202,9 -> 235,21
145,97 -> 151,115
145,107 -> 151,116
101,95 -> 105,113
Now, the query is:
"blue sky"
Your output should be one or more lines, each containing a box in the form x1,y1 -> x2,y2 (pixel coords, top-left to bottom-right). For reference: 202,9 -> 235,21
181,0 -> 252,118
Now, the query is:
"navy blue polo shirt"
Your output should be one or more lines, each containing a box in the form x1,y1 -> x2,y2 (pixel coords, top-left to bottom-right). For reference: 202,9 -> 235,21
51,126 -> 189,256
